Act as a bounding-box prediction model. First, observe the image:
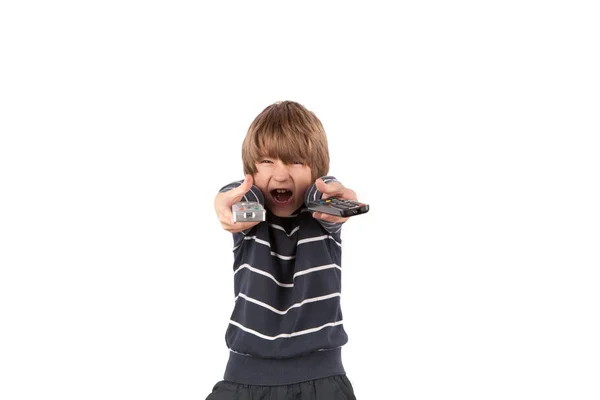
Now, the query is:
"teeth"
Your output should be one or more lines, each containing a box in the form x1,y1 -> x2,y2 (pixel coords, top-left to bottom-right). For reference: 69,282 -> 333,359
275,189 -> 288,193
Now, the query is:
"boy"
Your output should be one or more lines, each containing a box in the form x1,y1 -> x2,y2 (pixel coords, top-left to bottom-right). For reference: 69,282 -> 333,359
207,101 -> 359,399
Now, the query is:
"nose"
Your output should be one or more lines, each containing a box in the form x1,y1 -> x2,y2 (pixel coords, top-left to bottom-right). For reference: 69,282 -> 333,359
272,160 -> 291,182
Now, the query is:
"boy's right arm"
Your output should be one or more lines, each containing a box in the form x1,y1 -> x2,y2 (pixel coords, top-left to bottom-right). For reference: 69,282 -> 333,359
214,174 -> 264,234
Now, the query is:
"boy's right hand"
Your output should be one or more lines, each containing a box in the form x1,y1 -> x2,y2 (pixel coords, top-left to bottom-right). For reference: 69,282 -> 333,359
214,174 -> 262,233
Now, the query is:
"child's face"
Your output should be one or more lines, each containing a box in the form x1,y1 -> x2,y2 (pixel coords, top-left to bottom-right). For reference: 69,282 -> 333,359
253,157 -> 313,217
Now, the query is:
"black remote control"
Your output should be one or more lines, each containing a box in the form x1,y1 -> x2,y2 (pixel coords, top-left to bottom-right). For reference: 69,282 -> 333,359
307,197 -> 369,217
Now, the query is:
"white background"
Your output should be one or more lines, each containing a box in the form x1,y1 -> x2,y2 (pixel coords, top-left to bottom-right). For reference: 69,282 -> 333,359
1,1 -> 599,399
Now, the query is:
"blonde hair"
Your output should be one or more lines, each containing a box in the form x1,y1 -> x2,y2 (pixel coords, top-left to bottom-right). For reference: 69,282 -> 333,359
242,101 -> 330,181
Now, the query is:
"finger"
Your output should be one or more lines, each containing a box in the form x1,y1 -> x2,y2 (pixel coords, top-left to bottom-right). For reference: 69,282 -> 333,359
229,174 -> 254,203
219,211 -> 256,229
221,209 -> 234,224
316,178 -> 344,199
217,209 -> 234,226
315,178 -> 330,194
312,212 -> 349,224
227,220 -> 260,233
342,188 -> 358,202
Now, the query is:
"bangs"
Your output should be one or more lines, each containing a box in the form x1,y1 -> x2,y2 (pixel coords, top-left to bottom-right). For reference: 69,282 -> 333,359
253,127 -> 312,164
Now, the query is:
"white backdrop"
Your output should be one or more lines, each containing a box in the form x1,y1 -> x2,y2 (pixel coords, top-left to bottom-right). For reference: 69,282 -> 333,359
1,1 -> 599,399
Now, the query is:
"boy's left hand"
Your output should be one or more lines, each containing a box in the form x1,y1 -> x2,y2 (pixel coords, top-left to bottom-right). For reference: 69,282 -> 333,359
313,178 -> 358,224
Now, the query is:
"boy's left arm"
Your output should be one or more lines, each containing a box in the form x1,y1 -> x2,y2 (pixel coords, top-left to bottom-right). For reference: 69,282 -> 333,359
304,176 -> 359,233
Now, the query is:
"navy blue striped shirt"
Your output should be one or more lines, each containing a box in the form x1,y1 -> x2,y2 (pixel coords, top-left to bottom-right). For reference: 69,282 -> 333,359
218,176 -> 348,385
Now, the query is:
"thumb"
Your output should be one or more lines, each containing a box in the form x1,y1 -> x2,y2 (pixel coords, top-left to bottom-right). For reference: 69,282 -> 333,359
229,174 -> 253,203
315,178 -> 329,194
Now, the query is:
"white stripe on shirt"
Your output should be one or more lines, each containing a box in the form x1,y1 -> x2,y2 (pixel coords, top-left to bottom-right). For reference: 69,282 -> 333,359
233,263 -> 340,287
269,224 -> 300,237
235,292 -> 341,315
293,263 -> 341,279
297,235 -> 342,247
233,264 -> 293,287
228,319 -> 344,340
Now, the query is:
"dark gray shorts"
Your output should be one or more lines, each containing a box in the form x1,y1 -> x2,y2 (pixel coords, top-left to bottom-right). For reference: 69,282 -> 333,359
205,374 -> 356,400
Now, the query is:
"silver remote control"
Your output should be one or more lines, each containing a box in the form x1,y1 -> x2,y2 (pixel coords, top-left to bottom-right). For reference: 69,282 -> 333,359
232,201 -> 266,222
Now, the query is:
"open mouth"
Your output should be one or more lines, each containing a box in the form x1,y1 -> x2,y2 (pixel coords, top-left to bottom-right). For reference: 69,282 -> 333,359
270,189 -> 294,206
